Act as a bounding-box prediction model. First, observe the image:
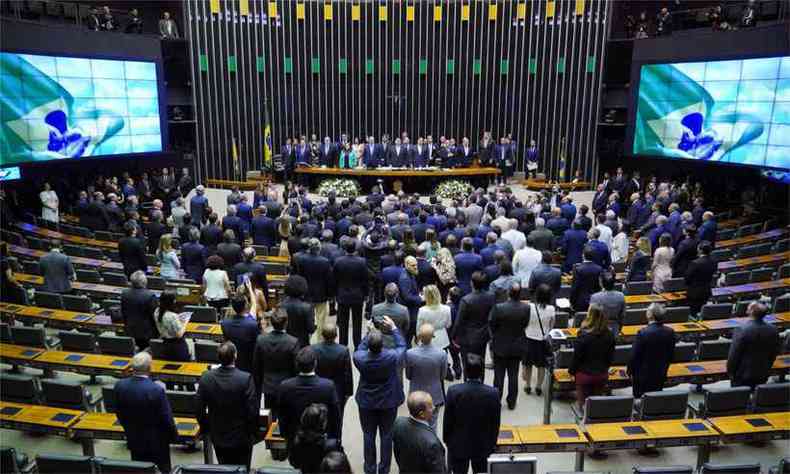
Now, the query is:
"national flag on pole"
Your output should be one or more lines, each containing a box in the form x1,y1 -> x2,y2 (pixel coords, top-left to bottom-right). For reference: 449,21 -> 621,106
232,137 -> 240,178
264,124 -> 273,169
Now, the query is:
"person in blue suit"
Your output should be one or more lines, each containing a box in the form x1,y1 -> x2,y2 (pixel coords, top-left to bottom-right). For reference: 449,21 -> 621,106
570,247 -> 603,313
627,303 -> 676,397
114,352 -> 178,473
237,195 -> 254,231
222,205 -> 246,243
381,251 -> 405,288
626,193 -> 644,226
251,206 -> 277,247
586,228 -> 611,270
546,207 -> 570,237
353,318 -> 407,474
560,196 -> 577,223
648,215 -> 670,251
399,256 -> 424,343
560,221 -> 589,273
319,136 -> 337,167
181,228 -> 206,282
698,211 -> 717,246
454,238 -> 484,295
666,203 -> 683,245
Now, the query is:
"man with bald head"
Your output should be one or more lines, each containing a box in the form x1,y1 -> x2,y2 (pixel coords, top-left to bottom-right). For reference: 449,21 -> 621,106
392,391 -> 447,474
405,324 -> 447,431
114,352 -> 178,472
728,301 -> 781,390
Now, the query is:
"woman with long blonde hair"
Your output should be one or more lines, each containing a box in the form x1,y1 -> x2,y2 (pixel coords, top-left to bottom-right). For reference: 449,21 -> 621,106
157,234 -> 181,279
568,303 -> 615,410
417,284 -> 454,380
431,247 -> 456,302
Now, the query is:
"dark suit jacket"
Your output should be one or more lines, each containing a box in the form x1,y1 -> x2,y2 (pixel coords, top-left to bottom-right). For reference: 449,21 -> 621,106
454,252 -> 484,295
570,261 -> 603,311
114,376 -> 177,465
196,366 -> 258,448
252,330 -> 300,395
398,270 -> 423,319
452,290 -> 496,351
121,288 -> 159,340
392,417 -> 447,474
727,319 -> 781,384
281,296 -> 315,348
627,250 -> 651,282
251,215 -> 277,247
180,242 -> 206,282
39,251 -> 74,293
671,237 -> 698,278
489,300 -> 530,358
587,239 -> 611,269
217,243 -> 243,276
684,255 -> 716,307
83,201 -> 110,231
627,323 -> 676,391
222,215 -> 245,242
560,229 -> 588,272
443,380 -> 501,461
221,315 -> 260,373
570,329 -> 615,376
333,254 -> 369,305
200,224 -> 223,250
277,375 -> 340,443
297,254 -> 334,303
312,341 -> 354,402
145,221 -> 168,255
528,264 -> 562,300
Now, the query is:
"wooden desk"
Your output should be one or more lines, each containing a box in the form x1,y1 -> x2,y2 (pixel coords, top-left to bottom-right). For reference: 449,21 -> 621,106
31,350 -> 131,378
708,412 -> 790,443
295,166 -> 501,178
717,251 -> 790,273
0,343 -> 45,364
149,360 -> 210,383
716,228 -> 789,250
557,321 -> 708,344
624,294 -> 667,306
5,244 -> 125,272
701,312 -> 790,335
264,421 -> 288,460
659,279 -> 790,304
524,179 -> 592,191
495,424 -> 525,452
15,222 -> 117,249
185,322 -> 224,342
506,424 -> 587,453
0,401 -> 83,437
206,179 -> 258,191
71,412 -> 201,456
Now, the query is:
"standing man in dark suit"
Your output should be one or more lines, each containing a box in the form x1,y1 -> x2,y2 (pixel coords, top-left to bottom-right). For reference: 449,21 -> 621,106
627,303 -> 676,397
190,185 -> 209,225
392,391 -> 447,474
295,239 -> 334,344
196,342 -> 258,468
39,240 -> 75,294
728,302 -> 781,390
114,352 -> 178,473
489,283 -> 530,409
280,275 -> 316,348
181,227 -> 206,283
443,353 -> 501,474
452,272 -> 496,380
312,324 -> 354,443
684,240 -> 716,318
121,271 -> 159,350
334,239 -> 369,348
319,136 -> 337,167
454,238 -> 484,296
494,137 -> 513,185
570,247 -> 603,314
671,226 -> 698,278
251,206 -> 277,247
278,346 -> 340,447
399,256 -> 424,344
252,309 -> 300,420
528,251 -> 562,302
200,213 -> 224,253
560,221 -> 589,273
144,210 -> 168,255
119,222 -> 148,277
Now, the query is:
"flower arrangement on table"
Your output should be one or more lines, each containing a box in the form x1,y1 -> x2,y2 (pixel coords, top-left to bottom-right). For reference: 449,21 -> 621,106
434,179 -> 473,200
317,178 -> 361,198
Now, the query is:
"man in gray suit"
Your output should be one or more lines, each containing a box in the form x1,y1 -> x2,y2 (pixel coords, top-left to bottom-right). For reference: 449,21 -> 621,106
158,11 -> 179,38
589,271 -> 626,335
39,240 -> 75,293
405,324 -> 447,431
370,283 -> 410,349
727,301 -> 781,390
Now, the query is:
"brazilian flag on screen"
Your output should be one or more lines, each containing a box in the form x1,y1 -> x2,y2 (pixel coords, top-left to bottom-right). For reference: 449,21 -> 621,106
0,53 -> 124,165
633,63 -> 764,162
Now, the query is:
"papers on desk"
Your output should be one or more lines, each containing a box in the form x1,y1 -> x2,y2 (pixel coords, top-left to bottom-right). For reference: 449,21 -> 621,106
556,298 -> 571,309
178,312 -> 193,324
549,329 -> 567,340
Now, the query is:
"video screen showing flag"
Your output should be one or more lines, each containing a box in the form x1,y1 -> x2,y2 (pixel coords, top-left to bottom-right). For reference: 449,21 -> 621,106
0,52 -> 162,165
632,56 -> 790,171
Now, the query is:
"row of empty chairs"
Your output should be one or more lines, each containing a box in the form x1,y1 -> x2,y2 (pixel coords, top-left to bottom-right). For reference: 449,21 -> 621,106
1,373 -> 101,411
554,339 -> 734,369
628,460 -> 788,474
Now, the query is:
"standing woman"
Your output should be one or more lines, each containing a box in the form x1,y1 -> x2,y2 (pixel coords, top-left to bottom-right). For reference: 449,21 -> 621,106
652,233 -> 675,293
431,247 -> 456,302
610,222 -> 630,265
40,182 -> 59,223
522,283 -> 556,396
202,255 -> 231,314
418,228 -> 440,261
417,285 -> 453,379
568,304 -> 615,410
154,291 -> 191,361
157,234 -> 181,280
246,271 -> 268,327
627,237 -> 651,282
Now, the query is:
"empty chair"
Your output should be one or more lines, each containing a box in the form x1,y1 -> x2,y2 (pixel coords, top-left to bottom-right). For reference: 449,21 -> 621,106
752,242 -> 773,256
194,340 -> 220,363
27,237 -> 46,251
624,308 -> 648,326
769,458 -> 790,474
724,271 -> 750,287
663,278 -> 686,292
664,306 -> 690,324
555,348 -> 574,369
97,333 -> 136,356
101,385 -> 117,413
40,379 -> 101,411
149,339 -> 166,359
734,299 -> 758,317
105,249 -> 120,261
581,396 -> 634,425
82,247 -> 105,260
700,463 -> 761,474
102,272 -> 129,287
35,291 -> 63,310
751,267 -> 774,283
62,244 -> 83,257
21,260 -> 40,275
172,465 -> 247,474
737,245 -> 759,258
780,263 -> 790,279
11,326 -> 59,349
73,227 -> 93,238
717,229 -> 736,241
701,303 -> 733,321
633,390 -> 689,420
184,305 -> 218,324
35,454 -> 93,474
710,248 -> 733,263
633,467 -> 693,474
673,342 -> 696,363
252,245 -> 268,256
76,269 -> 103,284
0,323 -> 11,343
58,331 -> 96,353
553,311 -> 569,329
774,294 -> 790,314
167,390 -> 198,417
95,458 -> 160,474
751,383 -> 790,413
775,239 -> 790,253
693,387 -> 752,417
0,446 -> 35,474
94,230 -> 114,241
147,276 -> 165,290
62,294 -> 93,312
697,340 -> 732,361
736,226 -> 754,238
625,281 -> 653,296
0,373 -> 39,404
612,345 -> 632,366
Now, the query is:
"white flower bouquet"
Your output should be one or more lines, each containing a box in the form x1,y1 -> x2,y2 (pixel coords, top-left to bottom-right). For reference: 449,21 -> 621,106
434,179 -> 473,200
317,178 -> 361,198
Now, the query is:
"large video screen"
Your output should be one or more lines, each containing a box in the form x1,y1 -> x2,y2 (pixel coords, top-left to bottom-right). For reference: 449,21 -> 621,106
0,52 -> 162,165
632,56 -> 789,171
